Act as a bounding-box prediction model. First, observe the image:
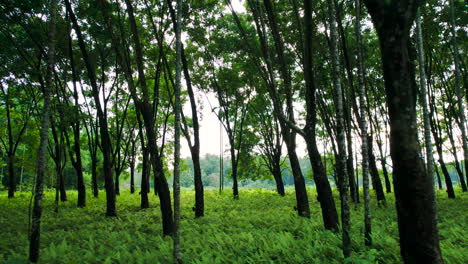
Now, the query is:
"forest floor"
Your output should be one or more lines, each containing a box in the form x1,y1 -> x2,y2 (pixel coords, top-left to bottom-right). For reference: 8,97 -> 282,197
0,188 -> 466,263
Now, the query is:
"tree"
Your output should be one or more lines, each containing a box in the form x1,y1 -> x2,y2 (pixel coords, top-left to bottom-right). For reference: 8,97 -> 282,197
325,0 -> 351,255
65,0 -> 117,216
29,0 -> 56,261
363,0 -> 444,262
355,0 -> 371,245
166,0 -> 205,218
173,0 -> 183,261
416,8 -> 435,195
0,83 -> 31,198
98,0 -> 174,234
449,0 -> 468,187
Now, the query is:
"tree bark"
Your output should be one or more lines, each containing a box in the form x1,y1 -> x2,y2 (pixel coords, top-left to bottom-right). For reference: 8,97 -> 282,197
363,0 -> 444,262
141,146 -> 149,209
367,135 -> 386,205
130,139 -> 136,194
91,156 -> 99,197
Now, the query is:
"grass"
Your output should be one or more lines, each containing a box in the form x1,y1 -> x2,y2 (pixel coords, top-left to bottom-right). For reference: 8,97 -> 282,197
0,188 -> 466,263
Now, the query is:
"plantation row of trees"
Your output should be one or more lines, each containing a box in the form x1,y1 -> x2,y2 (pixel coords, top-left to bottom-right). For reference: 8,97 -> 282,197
0,0 -> 466,263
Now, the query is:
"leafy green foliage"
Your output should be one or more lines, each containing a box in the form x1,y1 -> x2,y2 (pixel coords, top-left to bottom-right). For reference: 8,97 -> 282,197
0,189 -> 466,263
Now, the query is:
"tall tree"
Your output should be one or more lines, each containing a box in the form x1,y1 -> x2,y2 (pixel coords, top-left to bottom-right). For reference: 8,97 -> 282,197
325,0 -> 351,256
416,9 -> 435,194
98,0 -> 174,234
65,0 -> 117,216
166,0 -> 204,218
0,83 -> 30,198
29,0 -> 56,261
173,0 -> 182,261
253,0 -> 312,218
363,0 -> 444,262
355,0 -> 371,245
449,0 -> 468,185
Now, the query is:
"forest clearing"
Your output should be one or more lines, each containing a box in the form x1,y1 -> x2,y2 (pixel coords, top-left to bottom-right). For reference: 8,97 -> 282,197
1,189 -> 467,264
1,0 -> 467,263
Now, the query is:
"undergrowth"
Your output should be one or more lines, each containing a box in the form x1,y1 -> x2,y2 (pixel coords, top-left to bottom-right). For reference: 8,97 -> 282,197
0,188 -> 466,263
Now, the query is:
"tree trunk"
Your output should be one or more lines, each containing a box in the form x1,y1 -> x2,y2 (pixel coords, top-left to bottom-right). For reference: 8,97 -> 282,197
363,0 -> 444,262
434,162 -> 442,190
367,135 -> 386,205
141,147 -> 149,209
7,155 -> 15,198
416,9 -> 436,195
449,0 -> 468,186
115,168 -> 120,196
173,0 -> 182,260
273,161 -> 285,196
326,0 -> 351,256
67,31 -> 86,207
167,0 -> 204,218
130,141 -> 136,194
229,138 -> 239,199
191,149 -> 204,216
91,157 -> 99,197
356,0 -> 371,245
429,107 -> 455,198
29,0 -> 56,261
376,138 -> 391,193
59,167 -> 67,202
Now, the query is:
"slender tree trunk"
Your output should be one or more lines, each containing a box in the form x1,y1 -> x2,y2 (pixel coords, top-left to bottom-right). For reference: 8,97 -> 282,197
346,130 -> 358,203
376,138 -> 391,193
173,0 -> 182,261
273,161 -> 285,196
67,32 -> 86,207
115,169 -> 120,196
449,0 -> 468,185
29,1 -> 56,261
367,135 -> 386,205
434,162 -> 442,190
130,141 -> 136,194
191,149 -> 204,216
141,147 -> 150,209
59,167 -> 67,202
363,1 -> 444,262
429,105 -> 455,198
356,0 -> 371,245
167,0 -> 204,218
7,155 -> 15,198
229,138 -> 239,199
416,9 -> 436,194
300,0 -> 337,225
91,157 -> 99,197
326,0 -> 351,256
